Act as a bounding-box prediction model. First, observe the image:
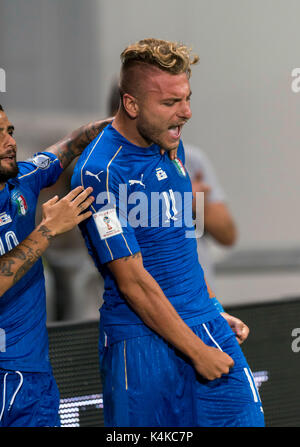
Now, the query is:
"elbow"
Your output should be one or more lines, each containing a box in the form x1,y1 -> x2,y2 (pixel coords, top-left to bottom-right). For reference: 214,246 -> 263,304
213,224 -> 238,246
221,227 -> 238,246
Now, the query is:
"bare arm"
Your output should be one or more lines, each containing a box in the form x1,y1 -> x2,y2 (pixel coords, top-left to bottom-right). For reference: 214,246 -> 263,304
0,186 -> 94,296
192,176 -> 237,246
204,202 -> 237,246
108,252 -> 234,380
46,118 -> 113,169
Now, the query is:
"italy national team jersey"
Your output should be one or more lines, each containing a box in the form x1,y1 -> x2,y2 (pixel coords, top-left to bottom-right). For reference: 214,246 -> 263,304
0,152 -> 63,372
71,124 -> 218,344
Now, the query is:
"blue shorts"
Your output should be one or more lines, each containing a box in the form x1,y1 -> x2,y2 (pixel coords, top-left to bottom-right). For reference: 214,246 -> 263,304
0,370 -> 60,427
99,315 -> 265,427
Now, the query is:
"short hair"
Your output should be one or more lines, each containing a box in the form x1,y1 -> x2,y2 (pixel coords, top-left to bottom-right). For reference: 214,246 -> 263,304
0,104 -> 4,111
120,38 -> 199,79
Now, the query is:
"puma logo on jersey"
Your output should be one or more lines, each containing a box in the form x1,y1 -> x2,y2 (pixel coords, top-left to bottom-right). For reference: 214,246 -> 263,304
85,170 -> 103,183
129,174 -> 146,188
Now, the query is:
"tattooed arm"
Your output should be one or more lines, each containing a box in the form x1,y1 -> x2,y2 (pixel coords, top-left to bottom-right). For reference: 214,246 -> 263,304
46,118 -> 113,169
0,186 -> 94,297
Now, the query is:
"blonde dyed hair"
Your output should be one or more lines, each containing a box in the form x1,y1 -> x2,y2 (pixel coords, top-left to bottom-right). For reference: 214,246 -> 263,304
120,38 -> 199,79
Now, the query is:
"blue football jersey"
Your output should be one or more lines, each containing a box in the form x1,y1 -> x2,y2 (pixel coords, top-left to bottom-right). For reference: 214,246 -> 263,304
71,124 -> 218,344
0,152 -> 63,372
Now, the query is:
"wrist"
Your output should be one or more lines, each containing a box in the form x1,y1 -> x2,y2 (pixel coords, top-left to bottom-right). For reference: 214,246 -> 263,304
36,221 -> 56,240
211,297 -> 225,313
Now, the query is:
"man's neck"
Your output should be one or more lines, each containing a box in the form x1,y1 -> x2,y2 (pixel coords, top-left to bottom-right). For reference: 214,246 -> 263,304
0,182 -> 6,191
112,111 -> 150,148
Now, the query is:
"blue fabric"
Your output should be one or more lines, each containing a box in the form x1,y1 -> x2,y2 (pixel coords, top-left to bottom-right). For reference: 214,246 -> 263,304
211,297 -> 225,313
0,152 -> 63,372
0,369 -> 60,427
99,314 -> 265,427
71,124 -> 218,342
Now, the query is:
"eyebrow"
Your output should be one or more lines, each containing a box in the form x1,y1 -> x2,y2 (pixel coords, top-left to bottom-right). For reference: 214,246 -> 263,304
162,90 -> 192,102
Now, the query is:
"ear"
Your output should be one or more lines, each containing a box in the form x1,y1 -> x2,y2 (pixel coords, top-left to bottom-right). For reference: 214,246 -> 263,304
122,93 -> 139,119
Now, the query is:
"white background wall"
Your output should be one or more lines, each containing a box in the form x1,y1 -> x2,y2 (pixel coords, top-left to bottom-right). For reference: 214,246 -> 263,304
97,0 -> 300,250
1,0 -> 300,310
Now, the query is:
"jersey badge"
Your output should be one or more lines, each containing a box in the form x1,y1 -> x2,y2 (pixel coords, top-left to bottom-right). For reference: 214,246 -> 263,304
93,207 -> 123,240
11,190 -> 28,216
0,212 -> 12,227
27,153 -> 51,169
156,167 -> 168,181
172,157 -> 186,177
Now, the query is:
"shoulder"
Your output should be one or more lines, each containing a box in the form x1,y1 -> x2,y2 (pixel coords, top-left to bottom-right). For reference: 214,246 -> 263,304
72,128 -> 126,190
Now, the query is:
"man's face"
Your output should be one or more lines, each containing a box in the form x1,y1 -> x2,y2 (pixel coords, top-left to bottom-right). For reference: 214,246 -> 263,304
0,110 -> 18,185
135,71 -> 192,151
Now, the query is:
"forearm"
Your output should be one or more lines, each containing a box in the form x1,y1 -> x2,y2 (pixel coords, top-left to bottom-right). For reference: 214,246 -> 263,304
204,202 -> 237,246
47,118 -> 112,168
0,223 -> 53,297
120,271 -> 206,360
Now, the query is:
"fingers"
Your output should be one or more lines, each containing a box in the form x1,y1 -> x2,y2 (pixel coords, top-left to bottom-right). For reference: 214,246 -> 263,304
63,186 -> 90,202
236,324 -> 250,344
76,210 -> 93,224
72,186 -> 94,207
76,195 -> 95,213
44,195 -> 59,206
159,148 -> 178,160
169,148 -> 177,160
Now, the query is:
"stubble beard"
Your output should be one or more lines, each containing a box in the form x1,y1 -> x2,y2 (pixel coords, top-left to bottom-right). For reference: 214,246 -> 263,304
0,162 -> 19,183
136,120 -> 177,152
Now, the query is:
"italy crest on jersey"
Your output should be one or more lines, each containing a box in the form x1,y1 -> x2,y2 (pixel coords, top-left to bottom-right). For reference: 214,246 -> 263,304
11,190 -> 28,216
172,157 -> 186,177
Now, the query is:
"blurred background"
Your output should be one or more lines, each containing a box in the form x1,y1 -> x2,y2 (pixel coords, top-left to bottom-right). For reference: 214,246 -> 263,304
1,0 -> 300,427
1,0 -> 300,320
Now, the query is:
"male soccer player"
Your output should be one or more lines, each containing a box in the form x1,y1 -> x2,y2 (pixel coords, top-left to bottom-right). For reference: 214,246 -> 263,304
0,104 -> 110,427
72,39 -> 264,427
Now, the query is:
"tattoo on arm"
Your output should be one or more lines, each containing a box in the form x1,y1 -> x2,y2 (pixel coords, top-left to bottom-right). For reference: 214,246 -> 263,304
47,120 -> 111,169
37,225 -> 53,241
122,252 -> 142,262
0,259 -> 15,276
0,227 -> 53,293
13,249 -> 43,285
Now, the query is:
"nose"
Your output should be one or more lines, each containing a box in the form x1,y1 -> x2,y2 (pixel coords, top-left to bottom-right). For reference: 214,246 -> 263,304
4,133 -> 16,148
178,101 -> 192,121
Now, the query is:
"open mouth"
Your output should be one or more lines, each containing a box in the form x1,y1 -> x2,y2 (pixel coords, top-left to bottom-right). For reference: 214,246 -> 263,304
0,152 -> 16,162
168,125 -> 182,139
